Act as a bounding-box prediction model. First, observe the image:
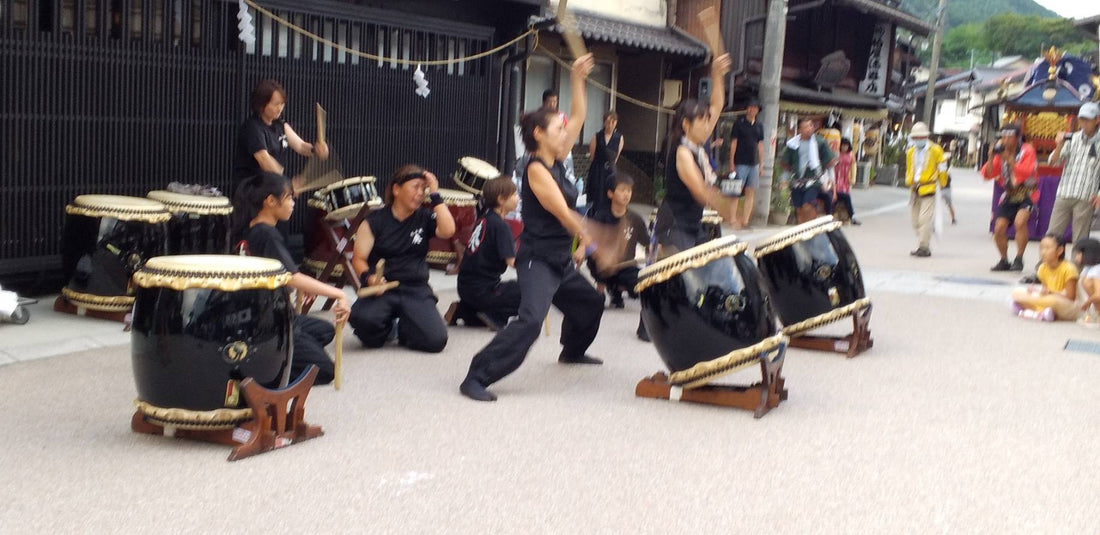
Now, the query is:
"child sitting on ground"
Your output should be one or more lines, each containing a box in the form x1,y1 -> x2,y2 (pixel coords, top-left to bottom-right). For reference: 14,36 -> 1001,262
586,173 -> 650,308
1010,234 -> 1078,321
1073,237 -> 1100,327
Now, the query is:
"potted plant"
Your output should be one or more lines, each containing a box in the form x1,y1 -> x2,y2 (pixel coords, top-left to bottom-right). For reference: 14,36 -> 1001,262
875,139 -> 904,186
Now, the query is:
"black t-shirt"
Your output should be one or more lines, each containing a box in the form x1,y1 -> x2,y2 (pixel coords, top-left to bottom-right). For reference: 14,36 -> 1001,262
458,211 -> 515,292
520,158 -> 577,263
663,146 -> 704,235
730,116 -> 764,166
245,223 -> 298,274
233,115 -> 289,185
364,206 -> 437,284
590,207 -> 649,263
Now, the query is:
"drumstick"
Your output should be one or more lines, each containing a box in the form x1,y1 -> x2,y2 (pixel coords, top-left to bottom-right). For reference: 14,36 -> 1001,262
315,103 -> 326,146
333,321 -> 344,390
556,0 -> 587,59
697,7 -> 725,58
356,281 -> 400,298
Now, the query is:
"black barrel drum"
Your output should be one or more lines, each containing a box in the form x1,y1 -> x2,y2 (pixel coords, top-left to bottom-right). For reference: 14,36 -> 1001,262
452,156 -> 501,194
636,236 -> 785,387
147,190 -> 233,255
61,195 -> 170,313
131,255 -> 294,430
317,176 -> 382,223
753,216 -> 869,335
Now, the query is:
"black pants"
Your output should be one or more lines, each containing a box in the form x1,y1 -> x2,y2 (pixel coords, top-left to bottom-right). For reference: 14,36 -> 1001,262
293,315 -> 335,385
835,192 -> 855,217
590,261 -> 639,296
466,252 -> 604,387
458,280 -> 521,326
348,282 -> 447,353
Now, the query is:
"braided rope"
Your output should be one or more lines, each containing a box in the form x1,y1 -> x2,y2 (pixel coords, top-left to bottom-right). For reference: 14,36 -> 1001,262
781,298 -> 871,337
668,333 -> 786,389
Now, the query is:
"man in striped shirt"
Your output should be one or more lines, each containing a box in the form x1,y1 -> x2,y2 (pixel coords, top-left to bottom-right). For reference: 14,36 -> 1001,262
1048,102 -> 1100,251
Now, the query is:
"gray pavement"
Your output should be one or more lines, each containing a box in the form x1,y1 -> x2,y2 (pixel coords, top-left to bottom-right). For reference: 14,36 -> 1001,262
1,168 -> 1098,532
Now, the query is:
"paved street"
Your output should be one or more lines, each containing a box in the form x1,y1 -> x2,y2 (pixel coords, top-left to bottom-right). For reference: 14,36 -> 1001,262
1,167 -> 1097,532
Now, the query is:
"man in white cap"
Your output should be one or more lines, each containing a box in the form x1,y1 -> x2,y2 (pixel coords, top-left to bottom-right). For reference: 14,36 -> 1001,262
1047,102 -> 1100,250
904,122 -> 948,257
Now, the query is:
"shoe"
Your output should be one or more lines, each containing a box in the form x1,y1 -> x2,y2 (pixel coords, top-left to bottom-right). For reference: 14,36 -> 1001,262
1011,302 -> 1023,316
851,218 -> 862,226
951,219 -> 957,225
559,353 -> 603,365
475,312 -> 502,331
912,248 -> 931,257
1010,257 -> 1024,272
609,292 -> 624,309
1039,308 -> 1055,322
990,259 -> 1011,271
460,377 -> 497,402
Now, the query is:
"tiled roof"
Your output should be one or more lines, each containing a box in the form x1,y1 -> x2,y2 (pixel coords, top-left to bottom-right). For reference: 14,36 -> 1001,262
535,12 -> 708,58
835,0 -> 934,36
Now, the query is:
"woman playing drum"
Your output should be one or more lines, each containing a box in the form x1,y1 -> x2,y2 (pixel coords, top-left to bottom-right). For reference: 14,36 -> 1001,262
460,54 -> 605,403
232,79 -> 328,194
653,53 -> 733,255
234,172 -> 349,385
348,165 -> 455,353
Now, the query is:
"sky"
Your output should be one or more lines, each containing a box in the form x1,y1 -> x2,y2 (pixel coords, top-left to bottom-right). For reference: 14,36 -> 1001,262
1033,0 -> 1099,19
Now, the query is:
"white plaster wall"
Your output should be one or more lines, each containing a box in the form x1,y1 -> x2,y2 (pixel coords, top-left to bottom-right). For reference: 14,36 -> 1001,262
549,0 -> 667,27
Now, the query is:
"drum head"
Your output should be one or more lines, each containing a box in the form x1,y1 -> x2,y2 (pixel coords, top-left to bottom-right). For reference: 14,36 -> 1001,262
68,195 -> 171,222
753,215 -> 841,257
326,200 -> 383,222
434,188 -> 477,206
318,176 -> 377,196
147,190 -> 232,215
133,255 -> 290,290
458,157 -> 501,179
637,235 -> 747,292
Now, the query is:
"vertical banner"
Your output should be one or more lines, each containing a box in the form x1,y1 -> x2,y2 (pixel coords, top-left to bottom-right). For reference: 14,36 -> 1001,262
859,22 -> 891,97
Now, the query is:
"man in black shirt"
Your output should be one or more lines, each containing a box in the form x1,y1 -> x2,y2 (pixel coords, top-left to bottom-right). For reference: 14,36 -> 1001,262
728,98 -> 764,228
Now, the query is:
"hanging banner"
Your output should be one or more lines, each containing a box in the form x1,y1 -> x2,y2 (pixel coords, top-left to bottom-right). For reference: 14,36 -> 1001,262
858,22 -> 891,97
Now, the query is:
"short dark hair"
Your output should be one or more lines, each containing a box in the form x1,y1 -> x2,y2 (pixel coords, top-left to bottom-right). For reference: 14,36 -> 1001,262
542,89 -> 558,103
519,108 -> 558,154
251,79 -> 286,116
481,177 -> 517,210
386,164 -> 427,205
606,173 -> 634,193
840,138 -> 852,151
603,110 -> 618,122
1044,233 -> 1068,260
1075,238 -> 1100,266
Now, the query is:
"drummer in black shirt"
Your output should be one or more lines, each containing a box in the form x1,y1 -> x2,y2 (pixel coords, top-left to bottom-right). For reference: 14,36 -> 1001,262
232,79 -> 328,193
460,54 -> 604,403
348,165 -> 455,353
587,173 -> 649,308
451,177 -> 521,330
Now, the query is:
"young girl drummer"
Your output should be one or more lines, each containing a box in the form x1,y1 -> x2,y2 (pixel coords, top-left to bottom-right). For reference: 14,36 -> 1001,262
460,54 -> 604,403
348,165 -> 455,353
451,177 -> 521,330
233,171 -> 350,385
652,53 -> 734,255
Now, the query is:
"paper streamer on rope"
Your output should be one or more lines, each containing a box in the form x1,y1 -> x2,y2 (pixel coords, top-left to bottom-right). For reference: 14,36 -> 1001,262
236,0 -> 255,46
413,65 -> 430,98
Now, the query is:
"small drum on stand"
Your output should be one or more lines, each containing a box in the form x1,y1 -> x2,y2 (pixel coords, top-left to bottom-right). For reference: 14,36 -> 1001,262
316,176 -> 382,223
59,195 -> 170,319
634,236 -> 788,417
648,207 -> 724,242
130,255 -> 322,460
426,188 -> 478,270
147,190 -> 233,255
452,156 -> 501,194
753,216 -> 872,357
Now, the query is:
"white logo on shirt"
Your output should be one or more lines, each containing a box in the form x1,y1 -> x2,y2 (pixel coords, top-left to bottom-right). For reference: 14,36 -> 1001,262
410,228 -> 424,245
467,221 -> 485,253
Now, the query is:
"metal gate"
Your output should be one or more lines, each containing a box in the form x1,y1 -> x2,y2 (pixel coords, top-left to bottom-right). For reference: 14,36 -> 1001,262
0,0 -> 499,278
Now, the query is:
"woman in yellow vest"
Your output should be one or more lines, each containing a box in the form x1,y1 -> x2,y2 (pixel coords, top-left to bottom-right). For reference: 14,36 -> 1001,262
905,122 -> 948,257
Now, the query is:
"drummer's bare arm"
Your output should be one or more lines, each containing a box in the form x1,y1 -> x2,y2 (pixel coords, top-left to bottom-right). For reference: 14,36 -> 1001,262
616,135 -> 624,162
282,122 -> 317,158
676,145 -> 723,209
704,54 -> 731,133
252,149 -> 284,175
289,273 -> 349,322
505,257 -> 515,268
425,171 -> 455,239
351,222 -> 376,282
561,54 -> 595,159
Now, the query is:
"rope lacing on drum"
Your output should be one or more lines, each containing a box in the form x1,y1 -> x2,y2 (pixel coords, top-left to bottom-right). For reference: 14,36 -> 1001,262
753,217 -> 843,258
635,236 -> 747,294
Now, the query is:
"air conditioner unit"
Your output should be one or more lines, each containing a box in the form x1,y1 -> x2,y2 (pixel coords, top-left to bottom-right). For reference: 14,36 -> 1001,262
662,79 -> 682,107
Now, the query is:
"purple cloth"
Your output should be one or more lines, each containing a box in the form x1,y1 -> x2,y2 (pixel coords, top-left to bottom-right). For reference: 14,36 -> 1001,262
988,173 -> 1073,241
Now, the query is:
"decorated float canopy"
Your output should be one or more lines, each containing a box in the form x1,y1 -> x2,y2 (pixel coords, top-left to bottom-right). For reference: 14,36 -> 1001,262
1011,47 -> 1098,109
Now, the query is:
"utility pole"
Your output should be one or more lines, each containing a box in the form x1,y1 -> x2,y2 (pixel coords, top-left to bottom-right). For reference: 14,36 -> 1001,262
922,0 -> 948,127
753,0 -> 788,226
